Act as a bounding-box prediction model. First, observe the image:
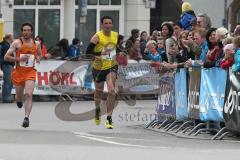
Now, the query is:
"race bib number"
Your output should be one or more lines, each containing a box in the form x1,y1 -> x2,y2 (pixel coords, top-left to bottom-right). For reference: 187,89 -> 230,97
102,49 -> 116,60
19,54 -> 35,67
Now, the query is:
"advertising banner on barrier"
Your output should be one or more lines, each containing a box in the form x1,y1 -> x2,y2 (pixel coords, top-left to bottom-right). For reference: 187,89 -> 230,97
157,72 -> 175,117
116,63 -> 159,94
2,60 -> 94,95
199,68 -> 227,122
175,69 -> 188,120
224,72 -> 240,133
0,61 -> 162,96
188,68 -> 201,119
35,60 -> 94,95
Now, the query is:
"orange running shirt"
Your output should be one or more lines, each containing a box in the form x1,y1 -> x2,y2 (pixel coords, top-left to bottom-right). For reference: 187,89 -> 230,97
12,38 -> 38,86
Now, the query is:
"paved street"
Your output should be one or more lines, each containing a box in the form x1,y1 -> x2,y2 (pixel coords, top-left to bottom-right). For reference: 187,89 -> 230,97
0,100 -> 240,160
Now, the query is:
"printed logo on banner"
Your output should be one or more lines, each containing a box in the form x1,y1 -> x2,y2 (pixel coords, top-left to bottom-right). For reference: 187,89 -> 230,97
223,72 -> 240,133
199,68 -> 227,122
35,60 -> 93,95
188,68 -> 201,119
157,73 -> 175,117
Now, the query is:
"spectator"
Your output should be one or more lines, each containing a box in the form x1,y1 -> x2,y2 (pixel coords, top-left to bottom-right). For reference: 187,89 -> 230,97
216,27 -> 228,43
117,34 -> 124,45
47,38 -> 69,59
145,40 -> 162,62
157,37 -> 166,56
35,35 -> 47,59
0,33 -> 14,103
126,29 -> 139,50
128,39 -> 142,62
180,1 -> 196,30
220,44 -> 234,69
234,24 -> 240,36
187,30 -> 195,41
205,28 -> 224,68
66,38 -> 81,60
232,36 -> 240,73
185,28 -> 208,67
197,13 -> 212,31
150,30 -> 158,42
161,22 -> 175,63
177,31 -> 195,66
173,21 -> 184,40
139,31 -> 150,60
223,36 -> 233,46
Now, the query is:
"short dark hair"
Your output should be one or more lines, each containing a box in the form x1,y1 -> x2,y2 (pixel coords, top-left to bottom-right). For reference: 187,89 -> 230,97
21,22 -> 33,32
100,16 -> 113,24
173,21 -> 183,28
72,38 -> 80,45
131,29 -> 140,36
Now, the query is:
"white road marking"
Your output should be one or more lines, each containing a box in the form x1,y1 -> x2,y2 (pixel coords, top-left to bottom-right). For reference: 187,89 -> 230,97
74,132 -> 146,148
73,132 -> 144,140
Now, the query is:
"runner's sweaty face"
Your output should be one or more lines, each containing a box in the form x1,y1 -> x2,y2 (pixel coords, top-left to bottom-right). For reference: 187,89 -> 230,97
101,19 -> 113,33
22,26 -> 32,40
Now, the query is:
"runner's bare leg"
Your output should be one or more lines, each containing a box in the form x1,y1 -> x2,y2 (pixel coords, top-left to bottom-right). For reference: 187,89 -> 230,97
15,85 -> 24,102
94,81 -> 104,109
24,80 -> 35,118
106,72 -> 117,116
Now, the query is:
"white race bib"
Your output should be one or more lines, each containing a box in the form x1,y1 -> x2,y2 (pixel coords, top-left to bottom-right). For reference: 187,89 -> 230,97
19,54 -> 35,67
101,49 -> 116,60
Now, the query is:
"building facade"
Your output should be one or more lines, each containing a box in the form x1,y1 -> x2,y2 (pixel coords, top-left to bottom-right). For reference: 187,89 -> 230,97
1,0 -> 240,50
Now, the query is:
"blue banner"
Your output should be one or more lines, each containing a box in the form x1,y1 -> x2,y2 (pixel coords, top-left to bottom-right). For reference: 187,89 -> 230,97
175,69 -> 188,120
199,68 -> 227,121
157,72 -> 175,117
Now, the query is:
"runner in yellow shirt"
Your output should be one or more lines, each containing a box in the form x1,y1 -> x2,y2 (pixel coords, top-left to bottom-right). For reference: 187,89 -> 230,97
86,16 -> 118,129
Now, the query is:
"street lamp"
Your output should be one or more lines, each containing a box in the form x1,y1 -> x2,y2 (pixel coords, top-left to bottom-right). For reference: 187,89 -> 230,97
78,0 -> 87,47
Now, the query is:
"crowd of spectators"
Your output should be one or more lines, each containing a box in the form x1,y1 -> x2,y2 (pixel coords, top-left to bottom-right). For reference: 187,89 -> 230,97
115,1 -> 240,74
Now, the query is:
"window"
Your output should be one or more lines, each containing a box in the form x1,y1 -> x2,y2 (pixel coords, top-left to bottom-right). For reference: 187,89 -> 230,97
99,0 -> 109,5
50,0 -> 60,5
26,0 -> 36,5
88,0 -> 98,5
14,0 -> 24,5
75,9 -> 97,52
111,0 -> 121,5
38,9 -> 60,48
100,10 -> 119,32
14,9 -> 35,37
38,0 -> 48,5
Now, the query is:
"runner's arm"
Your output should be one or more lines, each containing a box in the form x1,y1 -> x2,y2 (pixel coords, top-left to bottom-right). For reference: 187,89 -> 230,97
4,40 -> 20,62
86,34 -> 101,56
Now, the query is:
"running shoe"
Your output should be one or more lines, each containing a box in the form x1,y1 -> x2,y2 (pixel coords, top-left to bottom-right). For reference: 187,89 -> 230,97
22,117 -> 29,128
94,108 -> 101,125
16,102 -> 23,109
105,117 -> 113,129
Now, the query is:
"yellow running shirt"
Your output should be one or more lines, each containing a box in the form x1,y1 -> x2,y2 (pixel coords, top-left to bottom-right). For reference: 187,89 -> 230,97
93,30 -> 118,70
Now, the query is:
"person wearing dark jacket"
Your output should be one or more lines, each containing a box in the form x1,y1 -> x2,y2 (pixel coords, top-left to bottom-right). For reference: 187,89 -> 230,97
0,33 -> 14,103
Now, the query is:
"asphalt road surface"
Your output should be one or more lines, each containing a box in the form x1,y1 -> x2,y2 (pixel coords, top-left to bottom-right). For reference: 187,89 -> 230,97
0,100 -> 240,160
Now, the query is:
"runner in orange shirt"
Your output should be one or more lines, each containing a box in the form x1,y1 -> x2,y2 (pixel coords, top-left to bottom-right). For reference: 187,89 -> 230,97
4,22 -> 41,128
